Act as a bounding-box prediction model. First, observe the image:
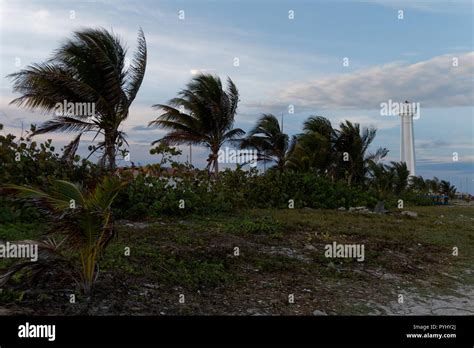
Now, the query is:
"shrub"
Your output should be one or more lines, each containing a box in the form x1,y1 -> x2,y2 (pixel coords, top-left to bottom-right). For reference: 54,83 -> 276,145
0,125 -> 102,222
112,168 -> 378,219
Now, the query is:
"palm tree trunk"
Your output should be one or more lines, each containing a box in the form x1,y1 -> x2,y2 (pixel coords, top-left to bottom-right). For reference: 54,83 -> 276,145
105,134 -> 116,170
278,157 -> 285,172
214,153 -> 219,177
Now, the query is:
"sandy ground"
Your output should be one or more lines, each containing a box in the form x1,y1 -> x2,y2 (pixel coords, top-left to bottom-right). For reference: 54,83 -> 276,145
368,283 -> 474,315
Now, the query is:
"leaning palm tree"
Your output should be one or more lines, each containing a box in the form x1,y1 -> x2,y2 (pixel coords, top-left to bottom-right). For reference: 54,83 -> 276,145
334,121 -> 388,186
149,74 -> 244,176
410,175 -> 428,193
240,114 -> 288,171
389,161 -> 410,195
368,162 -> 394,201
2,178 -> 125,293
8,27 -> 147,170
426,176 -> 441,193
287,116 -> 337,176
440,180 -> 457,199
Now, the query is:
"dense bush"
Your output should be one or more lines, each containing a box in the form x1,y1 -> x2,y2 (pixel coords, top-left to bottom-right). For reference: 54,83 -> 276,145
0,125 -> 102,222
112,168 -> 377,219
243,170 -> 377,209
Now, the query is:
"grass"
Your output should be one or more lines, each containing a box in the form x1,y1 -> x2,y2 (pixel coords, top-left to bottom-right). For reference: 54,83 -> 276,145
0,206 -> 473,315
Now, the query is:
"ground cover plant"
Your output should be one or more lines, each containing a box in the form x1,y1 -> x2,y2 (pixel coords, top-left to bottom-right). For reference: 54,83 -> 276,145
0,206 -> 472,315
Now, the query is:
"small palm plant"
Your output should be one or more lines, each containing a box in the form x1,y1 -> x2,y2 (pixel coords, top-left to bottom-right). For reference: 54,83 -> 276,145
2,177 -> 124,293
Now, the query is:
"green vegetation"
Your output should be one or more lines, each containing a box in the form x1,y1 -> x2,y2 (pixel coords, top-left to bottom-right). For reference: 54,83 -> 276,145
2,178 -> 124,293
1,207 -> 472,314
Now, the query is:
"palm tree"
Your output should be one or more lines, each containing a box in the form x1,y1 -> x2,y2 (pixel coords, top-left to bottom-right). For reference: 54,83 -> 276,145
410,175 -> 428,193
440,180 -> 457,199
368,162 -> 394,201
240,114 -> 288,171
8,28 -> 147,170
390,161 -> 410,194
3,178 -> 125,293
426,176 -> 441,193
286,116 -> 336,175
334,121 -> 388,186
286,117 -> 387,184
149,74 -> 244,176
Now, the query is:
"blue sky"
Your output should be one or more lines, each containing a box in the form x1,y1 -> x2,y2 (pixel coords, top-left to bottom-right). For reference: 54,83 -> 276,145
0,0 -> 473,192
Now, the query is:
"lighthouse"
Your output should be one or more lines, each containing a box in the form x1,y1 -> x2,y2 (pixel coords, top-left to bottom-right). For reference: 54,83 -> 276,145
399,101 -> 416,176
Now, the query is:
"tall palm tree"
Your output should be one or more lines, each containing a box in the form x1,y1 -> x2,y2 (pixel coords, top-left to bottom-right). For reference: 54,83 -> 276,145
334,121 -> 388,185
8,28 -> 147,170
149,74 -> 244,176
240,114 -> 288,171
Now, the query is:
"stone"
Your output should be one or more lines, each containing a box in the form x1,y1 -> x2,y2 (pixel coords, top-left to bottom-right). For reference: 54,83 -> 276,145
373,201 -> 388,214
401,211 -> 418,218
313,309 -> 327,316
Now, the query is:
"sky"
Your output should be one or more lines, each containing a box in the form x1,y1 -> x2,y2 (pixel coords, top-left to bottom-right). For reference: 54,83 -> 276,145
0,0 -> 473,192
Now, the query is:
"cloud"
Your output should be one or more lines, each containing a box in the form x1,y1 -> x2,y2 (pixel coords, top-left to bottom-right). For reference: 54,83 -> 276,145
247,52 -> 473,111
333,114 -> 399,130
131,125 -> 151,132
356,0 -> 473,14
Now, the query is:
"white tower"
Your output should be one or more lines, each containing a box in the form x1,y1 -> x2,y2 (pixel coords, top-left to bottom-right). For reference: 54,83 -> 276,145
399,101 -> 416,176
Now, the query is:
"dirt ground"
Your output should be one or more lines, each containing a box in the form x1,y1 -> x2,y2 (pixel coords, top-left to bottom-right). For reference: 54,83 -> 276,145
1,206 -> 473,315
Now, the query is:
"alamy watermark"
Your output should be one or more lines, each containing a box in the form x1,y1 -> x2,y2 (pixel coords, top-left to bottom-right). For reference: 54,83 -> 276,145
380,99 -> 420,119
0,241 -> 38,262
18,322 -> 55,341
217,147 -> 258,167
54,100 -> 96,117
324,241 -> 365,262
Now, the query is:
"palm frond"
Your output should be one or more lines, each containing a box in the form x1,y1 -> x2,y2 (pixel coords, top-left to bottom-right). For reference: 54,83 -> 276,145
33,117 -> 98,135
61,133 -> 81,163
125,28 -> 147,105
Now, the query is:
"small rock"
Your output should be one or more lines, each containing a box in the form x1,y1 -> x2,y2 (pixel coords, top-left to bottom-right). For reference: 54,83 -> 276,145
350,206 -> 369,213
374,201 -> 388,214
338,207 -> 346,211
143,283 -> 159,289
313,310 -> 327,316
401,211 -> 418,218
304,244 -> 316,251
